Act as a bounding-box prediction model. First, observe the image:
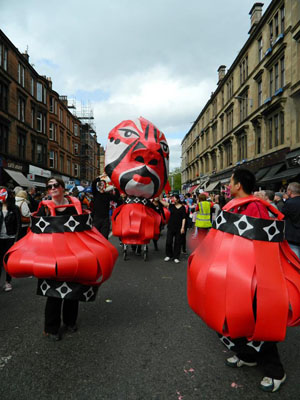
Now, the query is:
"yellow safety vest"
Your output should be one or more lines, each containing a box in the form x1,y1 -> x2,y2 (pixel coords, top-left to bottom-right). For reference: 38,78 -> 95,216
195,201 -> 212,228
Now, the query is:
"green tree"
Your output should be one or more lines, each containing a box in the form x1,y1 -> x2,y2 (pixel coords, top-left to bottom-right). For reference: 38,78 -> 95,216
169,168 -> 181,192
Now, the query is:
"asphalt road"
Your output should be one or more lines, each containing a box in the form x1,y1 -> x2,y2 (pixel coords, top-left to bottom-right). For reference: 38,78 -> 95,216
0,230 -> 300,400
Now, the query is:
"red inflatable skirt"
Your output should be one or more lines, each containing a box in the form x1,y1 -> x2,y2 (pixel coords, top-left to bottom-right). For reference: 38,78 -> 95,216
187,196 -> 300,342
112,201 -> 161,244
4,200 -> 118,287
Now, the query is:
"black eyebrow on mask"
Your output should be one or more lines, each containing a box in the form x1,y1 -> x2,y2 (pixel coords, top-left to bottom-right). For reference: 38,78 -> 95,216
144,125 -> 149,141
154,128 -> 158,142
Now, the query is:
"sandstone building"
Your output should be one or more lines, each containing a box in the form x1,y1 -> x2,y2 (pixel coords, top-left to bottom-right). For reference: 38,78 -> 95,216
181,0 -> 300,194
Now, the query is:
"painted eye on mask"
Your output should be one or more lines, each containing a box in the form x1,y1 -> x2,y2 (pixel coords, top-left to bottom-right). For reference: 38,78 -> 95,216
118,128 -> 140,139
160,140 -> 169,154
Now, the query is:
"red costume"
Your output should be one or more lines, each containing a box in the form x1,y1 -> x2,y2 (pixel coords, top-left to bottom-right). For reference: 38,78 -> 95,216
105,117 -> 170,245
4,197 -> 118,299
188,196 -> 300,342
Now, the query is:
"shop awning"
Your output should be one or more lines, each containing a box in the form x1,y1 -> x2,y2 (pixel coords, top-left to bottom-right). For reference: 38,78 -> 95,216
285,149 -> 300,160
258,162 -> 285,184
255,166 -> 271,181
4,169 -> 32,187
188,184 -> 199,194
33,181 -> 46,188
205,181 -> 220,192
270,166 -> 300,181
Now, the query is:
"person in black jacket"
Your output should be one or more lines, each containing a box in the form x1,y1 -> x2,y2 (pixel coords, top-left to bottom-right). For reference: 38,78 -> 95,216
91,176 -> 119,239
282,182 -> 300,259
0,187 -> 21,292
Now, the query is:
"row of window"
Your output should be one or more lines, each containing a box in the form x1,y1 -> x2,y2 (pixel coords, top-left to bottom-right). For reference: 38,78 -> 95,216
189,7 -> 286,135
49,150 -> 79,177
0,78 -> 79,137
186,53 -> 285,155
187,111 -> 285,175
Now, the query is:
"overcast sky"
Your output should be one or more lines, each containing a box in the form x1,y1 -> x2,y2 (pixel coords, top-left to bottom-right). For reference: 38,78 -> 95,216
0,0 -> 272,171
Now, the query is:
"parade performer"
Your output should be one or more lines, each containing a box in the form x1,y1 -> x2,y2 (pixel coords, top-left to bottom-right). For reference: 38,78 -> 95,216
0,187 -> 21,292
4,177 -> 118,341
104,117 -> 170,245
91,173 -> 120,239
188,169 -> 300,392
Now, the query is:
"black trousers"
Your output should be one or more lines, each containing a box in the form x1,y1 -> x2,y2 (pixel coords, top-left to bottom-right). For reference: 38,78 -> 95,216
0,238 -> 14,283
44,297 -> 79,334
219,334 -> 285,379
165,229 -> 182,259
94,217 -> 110,239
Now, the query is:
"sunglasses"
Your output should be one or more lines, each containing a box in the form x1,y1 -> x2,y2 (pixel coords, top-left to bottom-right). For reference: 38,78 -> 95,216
47,183 -> 61,190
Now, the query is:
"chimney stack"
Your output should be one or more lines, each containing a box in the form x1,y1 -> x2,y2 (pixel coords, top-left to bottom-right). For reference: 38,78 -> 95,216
218,65 -> 226,84
249,2 -> 264,35
22,52 -> 29,62
46,77 -> 52,89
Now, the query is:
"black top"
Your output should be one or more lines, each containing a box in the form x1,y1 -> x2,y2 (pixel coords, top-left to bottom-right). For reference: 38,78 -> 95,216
36,204 -> 77,217
92,178 -> 120,220
167,204 -> 186,232
0,204 -> 21,238
282,196 -> 300,245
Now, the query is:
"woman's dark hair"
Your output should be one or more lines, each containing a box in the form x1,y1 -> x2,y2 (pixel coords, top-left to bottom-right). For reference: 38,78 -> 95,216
46,177 -> 65,189
174,194 -> 181,201
232,168 -> 256,195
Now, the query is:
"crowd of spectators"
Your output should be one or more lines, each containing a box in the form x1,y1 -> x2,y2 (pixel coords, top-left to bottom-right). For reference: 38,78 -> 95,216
1,177 -> 300,292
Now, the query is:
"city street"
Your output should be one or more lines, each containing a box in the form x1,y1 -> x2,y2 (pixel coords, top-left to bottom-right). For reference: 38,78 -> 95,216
0,231 -> 300,400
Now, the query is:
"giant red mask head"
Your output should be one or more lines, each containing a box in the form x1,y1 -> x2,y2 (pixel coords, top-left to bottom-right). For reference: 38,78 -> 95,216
105,117 -> 169,199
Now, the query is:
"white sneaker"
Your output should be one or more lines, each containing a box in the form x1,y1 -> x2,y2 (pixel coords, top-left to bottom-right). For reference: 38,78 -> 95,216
226,355 -> 257,368
164,257 -> 170,262
174,259 -> 180,263
260,374 -> 286,392
3,282 -> 12,292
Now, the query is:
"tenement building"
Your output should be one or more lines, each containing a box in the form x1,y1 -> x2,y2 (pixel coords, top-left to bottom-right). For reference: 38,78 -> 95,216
181,0 -> 300,194
0,29 -> 100,190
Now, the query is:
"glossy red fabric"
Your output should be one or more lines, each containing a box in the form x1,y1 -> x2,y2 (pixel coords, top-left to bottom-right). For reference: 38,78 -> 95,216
112,203 -> 161,244
187,196 -> 300,341
4,197 -> 118,286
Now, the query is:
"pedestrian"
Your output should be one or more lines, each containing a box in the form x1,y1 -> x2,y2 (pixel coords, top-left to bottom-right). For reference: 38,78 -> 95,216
181,200 -> 189,254
160,194 -> 186,263
274,192 -> 285,212
193,193 -> 212,239
0,187 -> 21,292
211,194 -> 221,221
15,189 -> 31,238
27,186 -> 39,212
92,175 -> 120,239
151,197 -> 165,251
264,190 -> 278,217
281,182 -> 300,259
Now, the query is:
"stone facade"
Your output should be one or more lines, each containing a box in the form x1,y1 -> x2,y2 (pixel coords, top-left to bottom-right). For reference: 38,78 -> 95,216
182,0 -> 300,193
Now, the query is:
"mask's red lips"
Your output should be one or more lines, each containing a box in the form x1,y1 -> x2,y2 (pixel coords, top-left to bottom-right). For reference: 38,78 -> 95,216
133,174 -> 152,185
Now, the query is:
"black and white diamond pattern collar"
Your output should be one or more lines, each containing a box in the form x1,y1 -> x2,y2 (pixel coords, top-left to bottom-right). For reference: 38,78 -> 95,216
31,213 -> 93,234
213,211 -> 284,242
124,196 -> 152,207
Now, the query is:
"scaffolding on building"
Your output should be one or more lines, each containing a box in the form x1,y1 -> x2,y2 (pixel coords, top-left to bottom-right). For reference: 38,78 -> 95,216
67,100 -> 98,183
